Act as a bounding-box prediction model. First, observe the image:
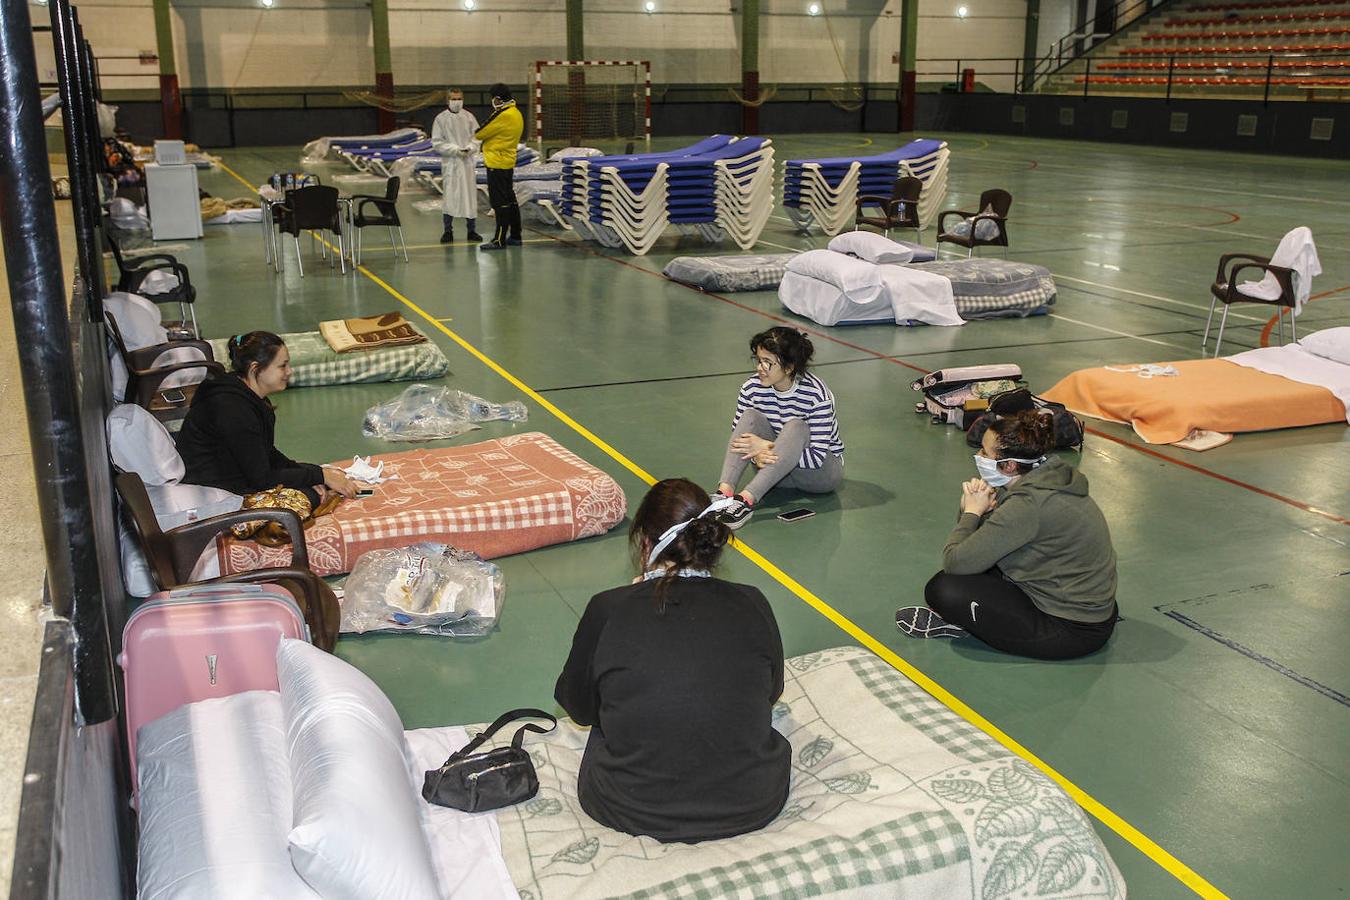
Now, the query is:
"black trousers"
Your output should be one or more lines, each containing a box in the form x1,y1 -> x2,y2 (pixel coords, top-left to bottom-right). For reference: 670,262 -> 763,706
485,166 -> 521,242
924,571 -> 1115,660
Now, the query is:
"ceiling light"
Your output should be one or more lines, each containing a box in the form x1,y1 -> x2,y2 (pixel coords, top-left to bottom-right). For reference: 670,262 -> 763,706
463,0 -> 476,8
644,0 -> 656,10
260,0 -> 274,8
808,2 -> 821,14
956,5 -> 968,16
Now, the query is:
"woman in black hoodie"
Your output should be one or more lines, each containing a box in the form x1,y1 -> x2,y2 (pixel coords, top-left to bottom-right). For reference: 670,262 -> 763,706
176,331 -> 355,504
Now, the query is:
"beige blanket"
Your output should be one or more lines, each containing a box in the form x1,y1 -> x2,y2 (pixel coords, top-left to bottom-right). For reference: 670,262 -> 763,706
320,311 -> 429,354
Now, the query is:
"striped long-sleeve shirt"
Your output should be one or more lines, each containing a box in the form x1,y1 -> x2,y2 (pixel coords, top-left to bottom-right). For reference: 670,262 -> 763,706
733,372 -> 844,469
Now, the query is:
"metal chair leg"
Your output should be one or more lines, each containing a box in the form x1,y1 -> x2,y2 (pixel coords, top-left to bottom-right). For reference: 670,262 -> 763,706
1290,307 -> 1298,343
388,225 -> 397,257
1213,305 -> 1231,357
337,233 -> 346,275
294,236 -> 304,277
397,226 -> 408,262
1201,296 -> 1218,352
1276,306 -> 1285,346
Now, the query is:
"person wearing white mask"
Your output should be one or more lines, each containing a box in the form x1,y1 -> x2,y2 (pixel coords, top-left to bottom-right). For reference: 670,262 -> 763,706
430,88 -> 481,244
895,410 -> 1118,659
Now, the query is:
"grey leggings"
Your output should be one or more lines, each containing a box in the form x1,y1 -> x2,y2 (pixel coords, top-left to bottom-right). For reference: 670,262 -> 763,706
719,408 -> 843,502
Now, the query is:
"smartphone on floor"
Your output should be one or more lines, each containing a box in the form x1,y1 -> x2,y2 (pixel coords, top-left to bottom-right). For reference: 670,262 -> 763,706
776,508 -> 815,524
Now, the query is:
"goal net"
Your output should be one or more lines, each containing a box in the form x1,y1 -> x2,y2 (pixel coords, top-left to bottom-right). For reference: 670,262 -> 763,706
532,60 -> 650,148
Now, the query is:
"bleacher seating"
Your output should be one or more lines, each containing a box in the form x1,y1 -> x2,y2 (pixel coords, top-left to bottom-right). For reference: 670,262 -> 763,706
1041,0 -> 1350,96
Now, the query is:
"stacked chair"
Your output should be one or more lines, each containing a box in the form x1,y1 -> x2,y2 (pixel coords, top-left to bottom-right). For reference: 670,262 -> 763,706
303,127 -> 425,162
560,135 -> 776,255
784,140 -> 950,237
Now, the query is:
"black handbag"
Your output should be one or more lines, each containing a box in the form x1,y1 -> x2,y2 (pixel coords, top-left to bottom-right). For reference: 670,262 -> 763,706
422,708 -> 557,813
965,387 -> 1086,452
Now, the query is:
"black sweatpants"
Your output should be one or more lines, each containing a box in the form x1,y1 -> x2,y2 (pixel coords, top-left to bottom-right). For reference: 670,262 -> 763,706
924,571 -> 1115,660
485,166 -> 521,242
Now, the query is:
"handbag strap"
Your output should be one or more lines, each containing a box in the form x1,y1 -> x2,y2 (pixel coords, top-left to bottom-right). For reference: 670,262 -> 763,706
448,708 -> 557,761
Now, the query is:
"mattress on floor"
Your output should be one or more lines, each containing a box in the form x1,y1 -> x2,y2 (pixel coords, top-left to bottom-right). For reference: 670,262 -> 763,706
407,646 -> 1127,900
663,245 -> 939,294
207,327 -> 449,388
1043,357 -> 1347,444
907,258 -> 1056,319
217,432 -> 627,576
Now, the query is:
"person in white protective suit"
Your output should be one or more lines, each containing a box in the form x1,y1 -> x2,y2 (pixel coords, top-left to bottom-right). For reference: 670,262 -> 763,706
430,88 -> 481,244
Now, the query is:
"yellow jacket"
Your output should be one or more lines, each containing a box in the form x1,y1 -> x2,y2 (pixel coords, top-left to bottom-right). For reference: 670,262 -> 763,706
475,101 -> 524,169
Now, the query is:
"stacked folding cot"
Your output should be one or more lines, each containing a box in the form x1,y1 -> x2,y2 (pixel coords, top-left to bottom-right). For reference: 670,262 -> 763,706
560,135 -> 776,255
783,139 -> 950,237
302,128 -> 425,163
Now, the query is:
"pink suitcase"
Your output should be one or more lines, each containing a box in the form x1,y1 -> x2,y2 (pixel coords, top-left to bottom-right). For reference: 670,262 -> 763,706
119,584 -> 310,799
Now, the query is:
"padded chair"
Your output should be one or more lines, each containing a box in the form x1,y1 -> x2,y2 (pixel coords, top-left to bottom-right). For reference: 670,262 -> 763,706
273,184 -> 346,276
1204,253 -> 1299,357
349,176 -> 408,264
105,236 -> 199,336
115,471 -> 340,652
937,189 -> 1012,258
104,309 -> 223,424
854,175 -> 924,242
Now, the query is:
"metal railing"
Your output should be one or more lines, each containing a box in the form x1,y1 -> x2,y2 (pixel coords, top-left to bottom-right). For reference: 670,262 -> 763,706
1046,0 -> 1174,70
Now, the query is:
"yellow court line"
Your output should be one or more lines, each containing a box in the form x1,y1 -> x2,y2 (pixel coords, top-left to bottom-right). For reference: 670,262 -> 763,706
217,158 -> 1226,899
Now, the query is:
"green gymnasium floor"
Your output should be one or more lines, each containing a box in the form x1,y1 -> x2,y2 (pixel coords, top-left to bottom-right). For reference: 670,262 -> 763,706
180,133 -> 1347,899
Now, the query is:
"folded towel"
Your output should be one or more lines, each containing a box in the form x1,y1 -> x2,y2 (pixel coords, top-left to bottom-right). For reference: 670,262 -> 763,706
320,312 -> 429,354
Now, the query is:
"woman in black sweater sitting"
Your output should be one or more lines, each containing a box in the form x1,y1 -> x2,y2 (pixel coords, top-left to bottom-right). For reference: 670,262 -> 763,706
554,478 -> 791,843
176,331 -> 355,504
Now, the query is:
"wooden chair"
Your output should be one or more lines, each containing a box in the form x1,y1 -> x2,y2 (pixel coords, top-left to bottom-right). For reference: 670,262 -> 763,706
854,175 -> 923,242
115,471 -> 340,651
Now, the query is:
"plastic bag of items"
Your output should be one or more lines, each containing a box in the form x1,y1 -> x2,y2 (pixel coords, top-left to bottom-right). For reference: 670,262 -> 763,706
362,383 -> 527,442
341,542 -> 504,636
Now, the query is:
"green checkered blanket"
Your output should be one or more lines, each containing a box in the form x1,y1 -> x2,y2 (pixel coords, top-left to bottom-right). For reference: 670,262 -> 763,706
444,647 -> 1125,899
207,327 -> 449,388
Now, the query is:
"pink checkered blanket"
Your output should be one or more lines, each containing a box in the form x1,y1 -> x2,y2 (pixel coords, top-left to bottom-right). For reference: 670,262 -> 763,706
218,432 -> 628,576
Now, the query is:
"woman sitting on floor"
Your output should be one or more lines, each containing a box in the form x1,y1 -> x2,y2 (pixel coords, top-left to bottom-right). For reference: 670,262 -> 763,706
176,330 -> 355,505
896,410 -> 1118,660
554,478 -> 791,843
714,327 -> 844,529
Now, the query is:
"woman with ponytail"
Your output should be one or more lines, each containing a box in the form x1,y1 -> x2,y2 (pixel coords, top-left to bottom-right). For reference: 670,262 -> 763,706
176,331 -> 355,505
896,410 -> 1118,659
554,478 -> 790,842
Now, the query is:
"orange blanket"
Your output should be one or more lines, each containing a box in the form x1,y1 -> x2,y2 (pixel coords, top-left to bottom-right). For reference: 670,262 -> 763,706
1043,359 -> 1345,444
218,432 -> 627,576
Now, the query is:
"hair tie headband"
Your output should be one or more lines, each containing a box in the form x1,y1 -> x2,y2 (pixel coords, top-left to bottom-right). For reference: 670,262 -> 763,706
646,496 -> 738,568
229,334 -> 244,348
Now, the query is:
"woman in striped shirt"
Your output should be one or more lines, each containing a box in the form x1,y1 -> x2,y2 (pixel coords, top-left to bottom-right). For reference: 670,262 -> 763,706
714,327 -> 844,528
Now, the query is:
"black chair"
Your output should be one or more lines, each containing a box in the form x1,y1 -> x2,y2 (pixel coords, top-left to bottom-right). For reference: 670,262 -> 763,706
115,472 -> 340,652
104,312 -> 223,424
855,175 -> 924,242
105,235 -> 199,336
937,189 -> 1012,258
349,176 -> 407,264
1204,252 -> 1301,357
273,184 -> 346,276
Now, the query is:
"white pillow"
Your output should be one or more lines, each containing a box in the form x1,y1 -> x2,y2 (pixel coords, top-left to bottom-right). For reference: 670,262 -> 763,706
136,691 -> 321,899
277,640 -> 443,900
827,231 -> 915,265
1298,327 -> 1350,366
786,249 -> 881,295
107,404 -> 184,486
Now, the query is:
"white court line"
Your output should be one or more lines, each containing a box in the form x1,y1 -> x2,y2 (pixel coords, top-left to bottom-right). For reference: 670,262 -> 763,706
1048,313 -> 1194,350
1053,273 -> 1267,323
758,238 -> 810,253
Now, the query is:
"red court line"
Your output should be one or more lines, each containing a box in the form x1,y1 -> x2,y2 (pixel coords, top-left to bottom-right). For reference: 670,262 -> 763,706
1259,284 -> 1350,347
530,229 -> 1349,526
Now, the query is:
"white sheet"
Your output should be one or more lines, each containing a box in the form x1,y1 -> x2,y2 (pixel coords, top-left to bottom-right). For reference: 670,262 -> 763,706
779,270 -> 891,326
406,727 -> 521,900
1236,226 -> 1321,314
1226,343 -> 1350,423
136,691 -> 320,899
877,265 -> 964,326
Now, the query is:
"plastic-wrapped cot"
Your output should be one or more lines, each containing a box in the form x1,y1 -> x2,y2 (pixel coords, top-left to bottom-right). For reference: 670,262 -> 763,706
662,241 -> 936,293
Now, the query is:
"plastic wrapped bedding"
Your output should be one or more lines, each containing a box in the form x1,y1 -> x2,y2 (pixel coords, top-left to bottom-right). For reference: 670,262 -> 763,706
137,691 -> 320,899
908,258 -> 1057,319
663,253 -> 797,292
779,249 -> 962,327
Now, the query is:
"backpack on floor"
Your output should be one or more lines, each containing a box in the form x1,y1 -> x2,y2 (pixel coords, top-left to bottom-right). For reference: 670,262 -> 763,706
964,387 -> 1086,452
911,364 -> 1025,429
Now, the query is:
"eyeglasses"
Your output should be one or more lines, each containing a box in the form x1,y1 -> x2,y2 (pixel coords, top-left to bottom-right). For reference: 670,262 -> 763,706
752,357 -> 779,371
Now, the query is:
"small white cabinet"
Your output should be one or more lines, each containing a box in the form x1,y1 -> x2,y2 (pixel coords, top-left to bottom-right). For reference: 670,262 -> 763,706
144,162 -> 203,241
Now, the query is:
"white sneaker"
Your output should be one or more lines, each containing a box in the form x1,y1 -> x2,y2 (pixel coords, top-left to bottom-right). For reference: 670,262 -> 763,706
895,607 -> 968,639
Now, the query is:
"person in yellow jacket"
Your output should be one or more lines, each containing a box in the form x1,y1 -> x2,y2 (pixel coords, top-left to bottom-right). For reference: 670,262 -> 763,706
475,83 -> 525,251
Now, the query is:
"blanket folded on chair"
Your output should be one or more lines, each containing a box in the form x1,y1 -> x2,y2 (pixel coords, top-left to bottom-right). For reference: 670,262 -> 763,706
320,312 -> 428,354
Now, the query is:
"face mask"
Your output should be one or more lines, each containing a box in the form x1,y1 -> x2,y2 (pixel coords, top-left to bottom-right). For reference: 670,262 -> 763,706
447,99 -> 463,113
491,97 -> 507,110
973,453 -> 1045,487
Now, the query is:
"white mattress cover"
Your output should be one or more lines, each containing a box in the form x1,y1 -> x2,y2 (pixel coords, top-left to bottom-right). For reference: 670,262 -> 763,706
1226,343 -> 1350,423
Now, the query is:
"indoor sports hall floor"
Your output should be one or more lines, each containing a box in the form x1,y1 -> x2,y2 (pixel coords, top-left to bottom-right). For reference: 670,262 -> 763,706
180,133 -> 1347,898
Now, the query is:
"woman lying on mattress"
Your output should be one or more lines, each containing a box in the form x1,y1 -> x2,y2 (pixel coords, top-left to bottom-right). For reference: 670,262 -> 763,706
554,478 -> 791,843
176,331 -> 357,506
895,411 -> 1118,660
714,327 -> 844,529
